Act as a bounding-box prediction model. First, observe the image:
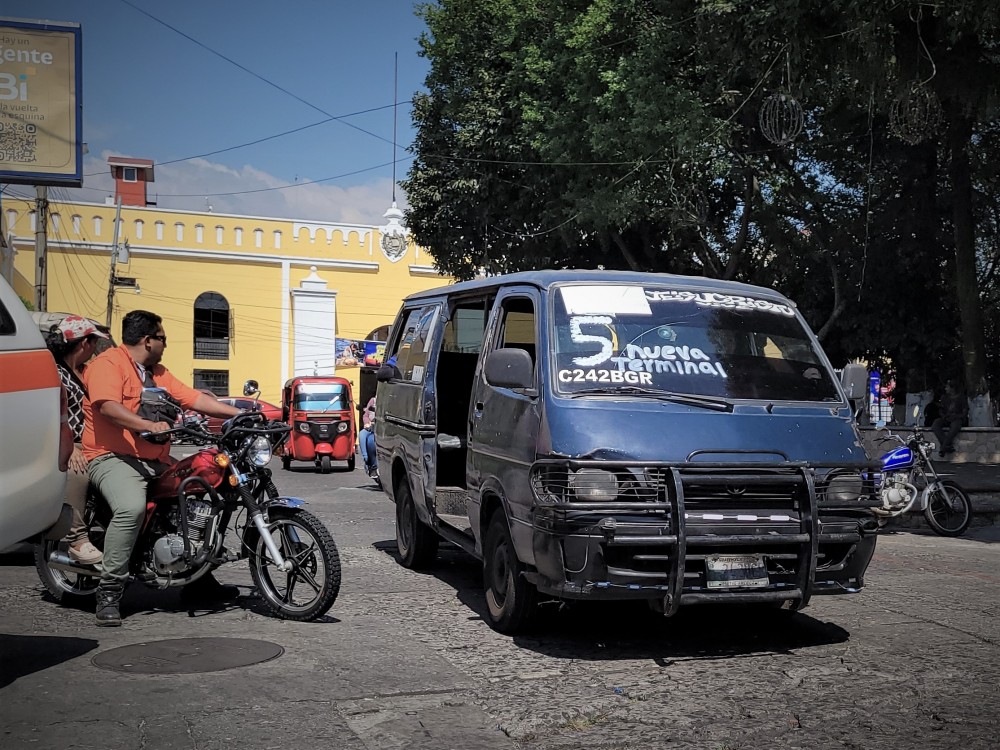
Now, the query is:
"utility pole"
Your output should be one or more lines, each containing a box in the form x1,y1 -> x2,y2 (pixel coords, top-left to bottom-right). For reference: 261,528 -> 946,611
34,185 -> 48,311
105,196 -> 123,327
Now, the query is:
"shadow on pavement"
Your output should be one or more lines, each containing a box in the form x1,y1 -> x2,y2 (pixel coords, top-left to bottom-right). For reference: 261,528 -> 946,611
129,586 -> 341,624
0,634 -> 99,689
372,539 -> 850,662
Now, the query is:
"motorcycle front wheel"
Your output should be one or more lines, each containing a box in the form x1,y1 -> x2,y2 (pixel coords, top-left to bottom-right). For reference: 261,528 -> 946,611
243,508 -> 341,621
34,540 -> 99,604
924,479 -> 972,537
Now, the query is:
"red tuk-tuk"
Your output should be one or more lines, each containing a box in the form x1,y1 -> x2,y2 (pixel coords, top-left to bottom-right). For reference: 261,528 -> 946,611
280,376 -> 356,473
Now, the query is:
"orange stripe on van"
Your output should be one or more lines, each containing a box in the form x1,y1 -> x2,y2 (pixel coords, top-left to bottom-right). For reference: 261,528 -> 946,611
0,350 -> 60,394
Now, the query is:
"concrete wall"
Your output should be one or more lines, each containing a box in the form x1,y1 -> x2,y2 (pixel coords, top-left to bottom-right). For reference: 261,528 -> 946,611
858,426 -> 1000,463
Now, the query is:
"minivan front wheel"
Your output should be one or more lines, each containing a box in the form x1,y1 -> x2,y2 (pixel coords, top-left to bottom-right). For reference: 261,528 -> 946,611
395,480 -> 438,568
483,512 -> 537,634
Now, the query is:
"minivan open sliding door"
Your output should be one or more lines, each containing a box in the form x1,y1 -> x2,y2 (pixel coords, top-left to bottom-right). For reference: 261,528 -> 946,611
378,301 -> 444,518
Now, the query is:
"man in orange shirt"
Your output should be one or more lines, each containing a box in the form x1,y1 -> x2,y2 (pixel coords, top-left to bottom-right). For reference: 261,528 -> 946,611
83,310 -> 242,626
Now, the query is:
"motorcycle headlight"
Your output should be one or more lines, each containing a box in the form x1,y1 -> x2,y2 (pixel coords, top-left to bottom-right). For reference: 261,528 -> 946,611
336,421 -> 350,434
824,473 -> 864,503
248,436 -> 272,467
569,468 -> 618,502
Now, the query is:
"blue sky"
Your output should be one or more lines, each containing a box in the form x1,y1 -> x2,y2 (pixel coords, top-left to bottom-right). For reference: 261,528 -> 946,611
2,0 -> 431,223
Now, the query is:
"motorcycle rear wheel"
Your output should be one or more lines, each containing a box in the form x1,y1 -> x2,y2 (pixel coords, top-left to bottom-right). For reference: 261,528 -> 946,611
924,480 -> 972,537
244,508 -> 341,621
34,540 -> 99,603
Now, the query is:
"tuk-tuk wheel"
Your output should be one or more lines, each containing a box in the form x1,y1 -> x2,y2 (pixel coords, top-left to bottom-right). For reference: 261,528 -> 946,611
282,456 -> 291,471
320,455 -> 332,474
348,454 -> 356,471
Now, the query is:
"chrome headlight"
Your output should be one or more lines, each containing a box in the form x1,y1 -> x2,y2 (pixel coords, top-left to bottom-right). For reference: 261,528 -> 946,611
248,436 -> 272,467
298,422 -> 311,433
336,420 -> 350,433
569,468 -> 618,502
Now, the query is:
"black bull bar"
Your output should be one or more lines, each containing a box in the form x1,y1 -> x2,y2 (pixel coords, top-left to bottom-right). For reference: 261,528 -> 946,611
529,452 -> 880,615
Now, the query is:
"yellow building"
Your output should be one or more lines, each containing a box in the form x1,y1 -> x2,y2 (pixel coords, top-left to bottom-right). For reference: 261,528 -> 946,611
2,157 -> 451,406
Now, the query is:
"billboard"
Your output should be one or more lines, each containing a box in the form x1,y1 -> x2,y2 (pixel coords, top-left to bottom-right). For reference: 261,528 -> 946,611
0,18 -> 82,187
335,338 -> 385,369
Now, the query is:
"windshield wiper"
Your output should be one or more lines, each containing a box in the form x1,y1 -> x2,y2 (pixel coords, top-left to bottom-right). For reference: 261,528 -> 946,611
569,387 -> 734,412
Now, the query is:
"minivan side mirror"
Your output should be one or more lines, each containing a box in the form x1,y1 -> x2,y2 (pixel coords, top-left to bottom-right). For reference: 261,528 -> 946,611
840,363 -> 868,401
484,348 -> 534,391
376,364 -> 399,383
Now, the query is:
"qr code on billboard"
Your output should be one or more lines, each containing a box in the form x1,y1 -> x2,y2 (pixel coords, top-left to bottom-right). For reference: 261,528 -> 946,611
0,121 -> 38,164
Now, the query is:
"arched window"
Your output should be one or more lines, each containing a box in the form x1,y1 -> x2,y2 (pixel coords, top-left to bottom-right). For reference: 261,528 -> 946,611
365,325 -> 391,342
193,292 -> 230,360
134,219 -> 144,239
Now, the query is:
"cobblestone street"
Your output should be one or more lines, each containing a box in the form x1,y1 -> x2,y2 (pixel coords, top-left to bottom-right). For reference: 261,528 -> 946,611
2,463 -> 999,749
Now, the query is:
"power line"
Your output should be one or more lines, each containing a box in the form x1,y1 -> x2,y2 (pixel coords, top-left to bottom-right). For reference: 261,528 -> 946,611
81,100 -> 412,178
118,0 -> 399,149
156,158 -> 413,198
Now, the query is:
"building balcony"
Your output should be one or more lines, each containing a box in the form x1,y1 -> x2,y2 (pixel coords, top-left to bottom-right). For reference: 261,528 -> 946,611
194,337 -> 229,360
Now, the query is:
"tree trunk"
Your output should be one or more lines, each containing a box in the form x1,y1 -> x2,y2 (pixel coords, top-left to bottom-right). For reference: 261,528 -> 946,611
947,115 -> 989,399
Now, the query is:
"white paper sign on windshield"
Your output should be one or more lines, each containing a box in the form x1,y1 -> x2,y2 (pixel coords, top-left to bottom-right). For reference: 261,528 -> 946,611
559,285 -> 651,316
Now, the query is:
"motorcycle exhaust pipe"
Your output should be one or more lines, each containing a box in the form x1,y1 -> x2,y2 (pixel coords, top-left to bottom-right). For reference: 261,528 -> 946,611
47,550 -> 99,576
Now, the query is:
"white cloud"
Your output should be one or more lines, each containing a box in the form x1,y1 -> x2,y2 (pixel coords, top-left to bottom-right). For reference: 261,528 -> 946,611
63,152 -> 406,226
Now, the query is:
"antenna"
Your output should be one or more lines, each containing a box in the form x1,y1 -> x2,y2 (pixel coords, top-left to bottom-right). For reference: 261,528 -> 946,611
392,51 -> 398,203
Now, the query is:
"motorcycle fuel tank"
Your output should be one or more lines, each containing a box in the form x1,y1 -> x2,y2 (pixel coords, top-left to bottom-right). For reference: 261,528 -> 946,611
151,448 -> 227,499
881,446 -> 914,471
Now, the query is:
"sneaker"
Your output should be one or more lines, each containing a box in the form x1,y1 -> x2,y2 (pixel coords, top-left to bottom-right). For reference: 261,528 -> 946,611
181,573 -> 240,604
68,540 -> 103,566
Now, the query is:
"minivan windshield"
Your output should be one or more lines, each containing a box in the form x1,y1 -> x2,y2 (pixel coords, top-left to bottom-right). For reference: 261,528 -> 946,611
552,284 -> 840,402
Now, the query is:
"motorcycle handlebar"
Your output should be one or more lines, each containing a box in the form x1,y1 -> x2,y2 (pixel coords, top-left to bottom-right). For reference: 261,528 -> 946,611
140,417 -> 292,445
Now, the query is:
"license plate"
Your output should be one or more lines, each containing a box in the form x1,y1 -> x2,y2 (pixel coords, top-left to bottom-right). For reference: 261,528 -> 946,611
705,554 -> 768,589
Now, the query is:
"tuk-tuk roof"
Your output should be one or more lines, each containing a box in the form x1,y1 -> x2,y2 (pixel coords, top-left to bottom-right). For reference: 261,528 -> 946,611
283,376 -> 352,389
401,269 -> 796,306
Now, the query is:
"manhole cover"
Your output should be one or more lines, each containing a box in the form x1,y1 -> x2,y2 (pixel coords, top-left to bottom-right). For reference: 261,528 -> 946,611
92,637 -> 283,674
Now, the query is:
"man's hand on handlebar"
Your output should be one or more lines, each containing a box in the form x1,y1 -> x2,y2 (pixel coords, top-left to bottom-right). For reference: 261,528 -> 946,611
148,420 -> 174,434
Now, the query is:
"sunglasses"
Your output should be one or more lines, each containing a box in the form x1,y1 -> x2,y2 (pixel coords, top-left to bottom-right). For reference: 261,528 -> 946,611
147,334 -> 167,344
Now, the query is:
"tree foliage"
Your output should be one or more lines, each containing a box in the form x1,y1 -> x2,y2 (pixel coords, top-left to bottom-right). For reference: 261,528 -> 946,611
403,0 -> 1000,397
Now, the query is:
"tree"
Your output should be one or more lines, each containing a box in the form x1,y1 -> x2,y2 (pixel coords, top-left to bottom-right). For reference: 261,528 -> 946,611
404,0 -> 999,407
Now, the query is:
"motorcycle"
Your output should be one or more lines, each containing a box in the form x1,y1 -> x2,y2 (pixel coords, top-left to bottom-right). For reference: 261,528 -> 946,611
34,381 -> 342,621
872,422 -> 972,537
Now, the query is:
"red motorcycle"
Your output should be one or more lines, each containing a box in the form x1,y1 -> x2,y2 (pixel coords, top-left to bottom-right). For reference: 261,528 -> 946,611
34,382 -> 341,621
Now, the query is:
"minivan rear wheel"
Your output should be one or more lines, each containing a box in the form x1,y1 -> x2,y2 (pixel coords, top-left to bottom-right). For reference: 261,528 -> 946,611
395,480 -> 438,568
483,512 -> 537,634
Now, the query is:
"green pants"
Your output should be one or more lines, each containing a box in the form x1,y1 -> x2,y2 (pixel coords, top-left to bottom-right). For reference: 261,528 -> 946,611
88,453 -> 169,584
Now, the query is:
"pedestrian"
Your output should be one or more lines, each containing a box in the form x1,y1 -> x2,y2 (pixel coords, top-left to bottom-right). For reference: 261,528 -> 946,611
82,310 -> 243,626
358,396 -> 377,478
930,380 -> 968,458
45,316 -> 109,565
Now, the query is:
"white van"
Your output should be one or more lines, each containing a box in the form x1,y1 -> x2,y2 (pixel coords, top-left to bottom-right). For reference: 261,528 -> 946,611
0,277 -> 72,550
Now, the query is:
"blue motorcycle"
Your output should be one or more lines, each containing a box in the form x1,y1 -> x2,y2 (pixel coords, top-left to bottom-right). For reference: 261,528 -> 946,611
873,426 -> 972,536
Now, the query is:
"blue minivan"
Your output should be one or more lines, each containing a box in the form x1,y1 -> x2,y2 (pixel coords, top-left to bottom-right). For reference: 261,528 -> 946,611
375,270 -> 878,633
